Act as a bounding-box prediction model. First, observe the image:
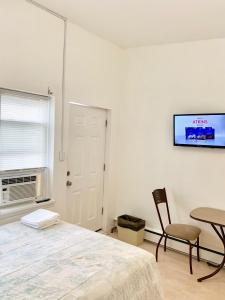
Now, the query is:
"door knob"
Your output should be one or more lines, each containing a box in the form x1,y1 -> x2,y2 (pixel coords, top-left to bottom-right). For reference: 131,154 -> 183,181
66,180 -> 72,187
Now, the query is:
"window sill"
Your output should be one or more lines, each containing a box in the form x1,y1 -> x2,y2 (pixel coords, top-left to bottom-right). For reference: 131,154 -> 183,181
0,199 -> 55,221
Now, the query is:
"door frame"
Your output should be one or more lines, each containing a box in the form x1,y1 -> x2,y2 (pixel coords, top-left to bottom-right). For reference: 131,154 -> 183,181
66,101 -> 111,232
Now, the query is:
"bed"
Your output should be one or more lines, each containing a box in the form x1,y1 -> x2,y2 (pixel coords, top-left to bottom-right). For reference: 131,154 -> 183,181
0,221 -> 163,300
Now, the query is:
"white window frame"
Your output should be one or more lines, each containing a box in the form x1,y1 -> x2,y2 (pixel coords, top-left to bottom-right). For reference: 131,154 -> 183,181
0,88 -> 51,173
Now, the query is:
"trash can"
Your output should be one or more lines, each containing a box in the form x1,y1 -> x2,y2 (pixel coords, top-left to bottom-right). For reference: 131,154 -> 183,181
117,215 -> 145,246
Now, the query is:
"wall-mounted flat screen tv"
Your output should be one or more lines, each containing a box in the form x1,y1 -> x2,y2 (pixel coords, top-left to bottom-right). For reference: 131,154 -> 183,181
174,114 -> 225,148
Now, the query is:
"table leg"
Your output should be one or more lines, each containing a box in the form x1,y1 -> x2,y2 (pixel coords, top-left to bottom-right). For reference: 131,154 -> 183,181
197,225 -> 225,282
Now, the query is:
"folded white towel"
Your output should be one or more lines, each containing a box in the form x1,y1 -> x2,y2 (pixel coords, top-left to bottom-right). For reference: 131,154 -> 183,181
21,209 -> 60,229
22,218 -> 59,229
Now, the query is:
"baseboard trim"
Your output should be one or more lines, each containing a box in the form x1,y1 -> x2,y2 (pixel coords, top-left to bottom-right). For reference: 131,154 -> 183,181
145,228 -> 224,257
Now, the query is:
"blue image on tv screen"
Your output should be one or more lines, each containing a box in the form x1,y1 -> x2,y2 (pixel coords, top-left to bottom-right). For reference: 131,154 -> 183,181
174,114 -> 225,147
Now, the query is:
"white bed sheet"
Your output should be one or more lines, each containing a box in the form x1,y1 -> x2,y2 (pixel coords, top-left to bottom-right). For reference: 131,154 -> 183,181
0,221 -> 163,300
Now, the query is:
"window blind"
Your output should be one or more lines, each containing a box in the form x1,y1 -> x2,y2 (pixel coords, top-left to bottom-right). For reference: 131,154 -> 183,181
0,92 -> 50,171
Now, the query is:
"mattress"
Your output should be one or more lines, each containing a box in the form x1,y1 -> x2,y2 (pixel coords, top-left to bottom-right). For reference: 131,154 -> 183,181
0,221 -> 163,300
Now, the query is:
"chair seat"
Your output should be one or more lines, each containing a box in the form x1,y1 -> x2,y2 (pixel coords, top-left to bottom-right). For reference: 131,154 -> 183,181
165,224 -> 201,241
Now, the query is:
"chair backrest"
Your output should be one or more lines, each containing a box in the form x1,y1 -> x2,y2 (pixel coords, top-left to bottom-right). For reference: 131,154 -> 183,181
152,188 -> 171,232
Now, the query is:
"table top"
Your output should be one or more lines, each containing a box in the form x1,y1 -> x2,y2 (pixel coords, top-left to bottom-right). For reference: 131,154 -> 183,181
190,207 -> 225,227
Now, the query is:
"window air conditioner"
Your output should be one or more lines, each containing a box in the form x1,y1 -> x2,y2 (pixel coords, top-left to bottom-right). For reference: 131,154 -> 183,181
0,170 -> 47,207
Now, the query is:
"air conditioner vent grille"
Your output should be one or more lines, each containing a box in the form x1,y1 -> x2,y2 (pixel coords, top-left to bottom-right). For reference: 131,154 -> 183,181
9,183 -> 36,201
2,176 -> 37,185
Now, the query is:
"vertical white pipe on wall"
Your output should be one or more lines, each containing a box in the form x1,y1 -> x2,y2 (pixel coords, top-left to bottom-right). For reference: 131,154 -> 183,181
59,19 -> 67,161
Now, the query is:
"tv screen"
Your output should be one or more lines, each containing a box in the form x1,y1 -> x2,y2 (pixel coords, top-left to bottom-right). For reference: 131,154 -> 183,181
174,114 -> 225,148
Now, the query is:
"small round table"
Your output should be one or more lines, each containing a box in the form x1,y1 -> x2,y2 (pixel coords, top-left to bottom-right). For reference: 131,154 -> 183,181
190,207 -> 225,282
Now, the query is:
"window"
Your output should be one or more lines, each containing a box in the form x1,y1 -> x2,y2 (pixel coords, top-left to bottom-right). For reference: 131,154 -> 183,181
0,90 -> 50,171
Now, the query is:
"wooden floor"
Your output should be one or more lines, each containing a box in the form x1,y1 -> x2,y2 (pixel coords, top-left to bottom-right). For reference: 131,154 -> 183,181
140,241 -> 225,300
106,232 -> 225,300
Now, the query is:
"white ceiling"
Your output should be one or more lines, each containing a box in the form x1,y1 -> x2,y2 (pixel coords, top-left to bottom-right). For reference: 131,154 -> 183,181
35,0 -> 225,48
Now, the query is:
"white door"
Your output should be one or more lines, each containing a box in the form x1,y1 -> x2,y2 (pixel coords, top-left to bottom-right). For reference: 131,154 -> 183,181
66,104 -> 107,231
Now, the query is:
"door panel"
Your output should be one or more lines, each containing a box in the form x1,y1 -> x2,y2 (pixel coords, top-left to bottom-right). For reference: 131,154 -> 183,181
67,104 -> 106,231
70,191 -> 82,225
87,187 -> 97,221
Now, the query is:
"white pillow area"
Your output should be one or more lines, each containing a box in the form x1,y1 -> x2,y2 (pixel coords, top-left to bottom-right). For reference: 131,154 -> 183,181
21,209 -> 60,229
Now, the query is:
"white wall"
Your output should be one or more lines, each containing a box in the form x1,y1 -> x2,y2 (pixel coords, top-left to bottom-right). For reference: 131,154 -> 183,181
115,39 -> 225,261
0,0 -> 125,230
64,23 -> 126,230
2,0 -> 225,262
0,0 -> 65,217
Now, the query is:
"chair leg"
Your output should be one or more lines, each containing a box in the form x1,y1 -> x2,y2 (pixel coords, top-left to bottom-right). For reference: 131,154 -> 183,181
164,235 -> 167,252
197,237 -> 200,262
156,234 -> 164,262
189,242 -> 193,275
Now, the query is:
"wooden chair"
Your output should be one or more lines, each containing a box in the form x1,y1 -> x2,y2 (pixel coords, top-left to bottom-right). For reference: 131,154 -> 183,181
152,188 -> 201,274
